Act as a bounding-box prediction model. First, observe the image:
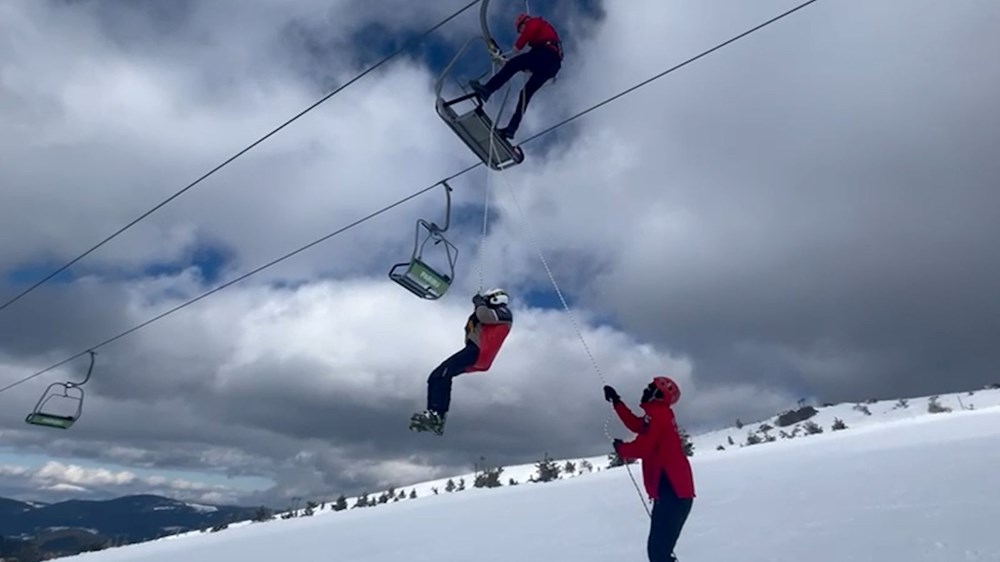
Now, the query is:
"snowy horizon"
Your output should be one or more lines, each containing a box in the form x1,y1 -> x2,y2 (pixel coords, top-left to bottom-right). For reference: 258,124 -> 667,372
41,393 -> 1000,561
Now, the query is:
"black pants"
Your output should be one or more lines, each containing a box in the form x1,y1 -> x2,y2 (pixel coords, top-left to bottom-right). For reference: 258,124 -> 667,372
648,472 -> 693,562
482,47 -> 562,134
427,342 -> 480,415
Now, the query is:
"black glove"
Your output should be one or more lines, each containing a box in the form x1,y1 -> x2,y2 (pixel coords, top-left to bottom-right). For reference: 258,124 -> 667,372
472,294 -> 486,306
603,385 -> 620,403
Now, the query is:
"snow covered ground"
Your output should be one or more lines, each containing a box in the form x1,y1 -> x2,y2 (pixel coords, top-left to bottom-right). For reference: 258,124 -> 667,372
54,389 -> 1000,561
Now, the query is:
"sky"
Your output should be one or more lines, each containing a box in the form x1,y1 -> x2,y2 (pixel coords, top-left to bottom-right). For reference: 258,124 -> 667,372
0,0 -> 998,509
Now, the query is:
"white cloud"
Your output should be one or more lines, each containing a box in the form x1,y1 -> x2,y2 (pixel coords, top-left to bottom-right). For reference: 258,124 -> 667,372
35,461 -> 137,487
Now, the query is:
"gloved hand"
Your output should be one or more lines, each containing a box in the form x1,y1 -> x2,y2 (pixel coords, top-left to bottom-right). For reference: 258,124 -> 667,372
603,385 -> 620,403
472,293 -> 486,306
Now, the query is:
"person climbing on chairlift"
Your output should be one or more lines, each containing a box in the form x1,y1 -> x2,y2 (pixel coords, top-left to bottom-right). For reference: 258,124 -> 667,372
604,376 -> 695,562
468,12 -> 563,141
410,288 -> 513,435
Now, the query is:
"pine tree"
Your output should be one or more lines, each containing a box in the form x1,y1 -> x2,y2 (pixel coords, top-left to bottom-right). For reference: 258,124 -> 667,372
251,506 -> 273,522
679,427 -> 695,457
334,495 -> 348,511
445,478 -> 456,492
563,460 -> 577,474
473,458 -> 505,488
353,493 -> 369,508
531,452 -> 562,482
803,420 -> 823,434
927,395 -> 951,413
456,478 -> 466,491
409,489 -> 417,499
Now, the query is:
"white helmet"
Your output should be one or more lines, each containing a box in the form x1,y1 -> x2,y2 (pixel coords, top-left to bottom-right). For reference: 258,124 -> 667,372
482,288 -> 509,306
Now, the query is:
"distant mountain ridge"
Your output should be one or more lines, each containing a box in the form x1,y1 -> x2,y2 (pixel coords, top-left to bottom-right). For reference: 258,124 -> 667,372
0,494 -> 258,560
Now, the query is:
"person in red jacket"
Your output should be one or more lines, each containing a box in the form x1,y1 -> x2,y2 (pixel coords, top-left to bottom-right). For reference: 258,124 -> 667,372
468,13 -> 563,140
410,288 -> 513,435
605,376 -> 695,562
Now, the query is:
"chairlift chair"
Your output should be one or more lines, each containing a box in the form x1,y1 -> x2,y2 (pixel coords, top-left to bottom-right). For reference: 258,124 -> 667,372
389,181 -> 459,300
435,23 -> 524,171
25,351 -> 96,429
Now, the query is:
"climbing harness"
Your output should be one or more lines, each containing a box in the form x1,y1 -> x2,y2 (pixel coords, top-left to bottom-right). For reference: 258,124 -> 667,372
389,181 -> 459,300
25,350 -> 96,429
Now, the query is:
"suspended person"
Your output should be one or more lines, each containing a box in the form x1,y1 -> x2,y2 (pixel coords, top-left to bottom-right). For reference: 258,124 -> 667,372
604,377 -> 695,562
468,12 -> 563,141
410,288 -> 513,435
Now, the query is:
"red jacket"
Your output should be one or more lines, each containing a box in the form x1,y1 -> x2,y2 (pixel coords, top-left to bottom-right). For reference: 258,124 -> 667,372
514,16 -> 563,59
463,304 -> 513,372
613,400 -> 695,500
468,321 -> 510,371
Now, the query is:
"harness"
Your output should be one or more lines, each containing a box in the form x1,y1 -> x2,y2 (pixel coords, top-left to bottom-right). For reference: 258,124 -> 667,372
541,39 -> 563,60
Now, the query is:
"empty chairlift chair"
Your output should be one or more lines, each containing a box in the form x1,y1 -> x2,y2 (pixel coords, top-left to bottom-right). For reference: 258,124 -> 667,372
389,181 -> 459,300
25,350 -> 96,429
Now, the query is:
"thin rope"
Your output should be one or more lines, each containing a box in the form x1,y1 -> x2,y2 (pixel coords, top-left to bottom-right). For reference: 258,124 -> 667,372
0,0 -> 484,317
478,170 -> 491,293
491,156 -> 651,517
477,59 -> 515,292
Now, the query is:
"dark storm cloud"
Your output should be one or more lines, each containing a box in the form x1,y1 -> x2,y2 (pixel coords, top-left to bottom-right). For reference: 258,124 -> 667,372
572,0 -> 1000,408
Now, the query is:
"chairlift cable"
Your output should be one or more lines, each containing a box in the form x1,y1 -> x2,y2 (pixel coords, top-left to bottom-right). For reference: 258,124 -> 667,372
0,0 -> 484,317
0,172 -> 475,395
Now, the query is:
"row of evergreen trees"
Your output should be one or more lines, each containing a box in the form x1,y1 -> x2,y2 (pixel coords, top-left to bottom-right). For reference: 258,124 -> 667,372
249,435 -> 700,524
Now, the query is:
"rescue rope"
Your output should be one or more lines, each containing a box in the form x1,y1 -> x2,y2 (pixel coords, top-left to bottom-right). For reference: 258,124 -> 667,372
477,59 -> 515,292
490,158 -> 652,518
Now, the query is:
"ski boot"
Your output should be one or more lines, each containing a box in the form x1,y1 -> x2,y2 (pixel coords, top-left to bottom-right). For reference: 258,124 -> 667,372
409,410 -> 446,435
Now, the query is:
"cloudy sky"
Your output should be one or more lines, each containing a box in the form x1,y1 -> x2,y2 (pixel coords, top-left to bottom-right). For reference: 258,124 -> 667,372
1,0 -> 997,509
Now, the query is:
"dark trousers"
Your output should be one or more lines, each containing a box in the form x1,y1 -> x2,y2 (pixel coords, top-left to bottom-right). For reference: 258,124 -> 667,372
482,47 -> 562,134
648,472 -> 693,562
427,342 -> 480,415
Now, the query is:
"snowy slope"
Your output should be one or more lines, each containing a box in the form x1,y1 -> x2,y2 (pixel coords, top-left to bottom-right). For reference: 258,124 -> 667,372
54,400 -> 1000,561
691,386 -> 1000,454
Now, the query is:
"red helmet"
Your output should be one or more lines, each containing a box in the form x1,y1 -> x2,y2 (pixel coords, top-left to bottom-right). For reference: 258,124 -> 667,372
652,376 -> 681,405
515,13 -> 530,30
